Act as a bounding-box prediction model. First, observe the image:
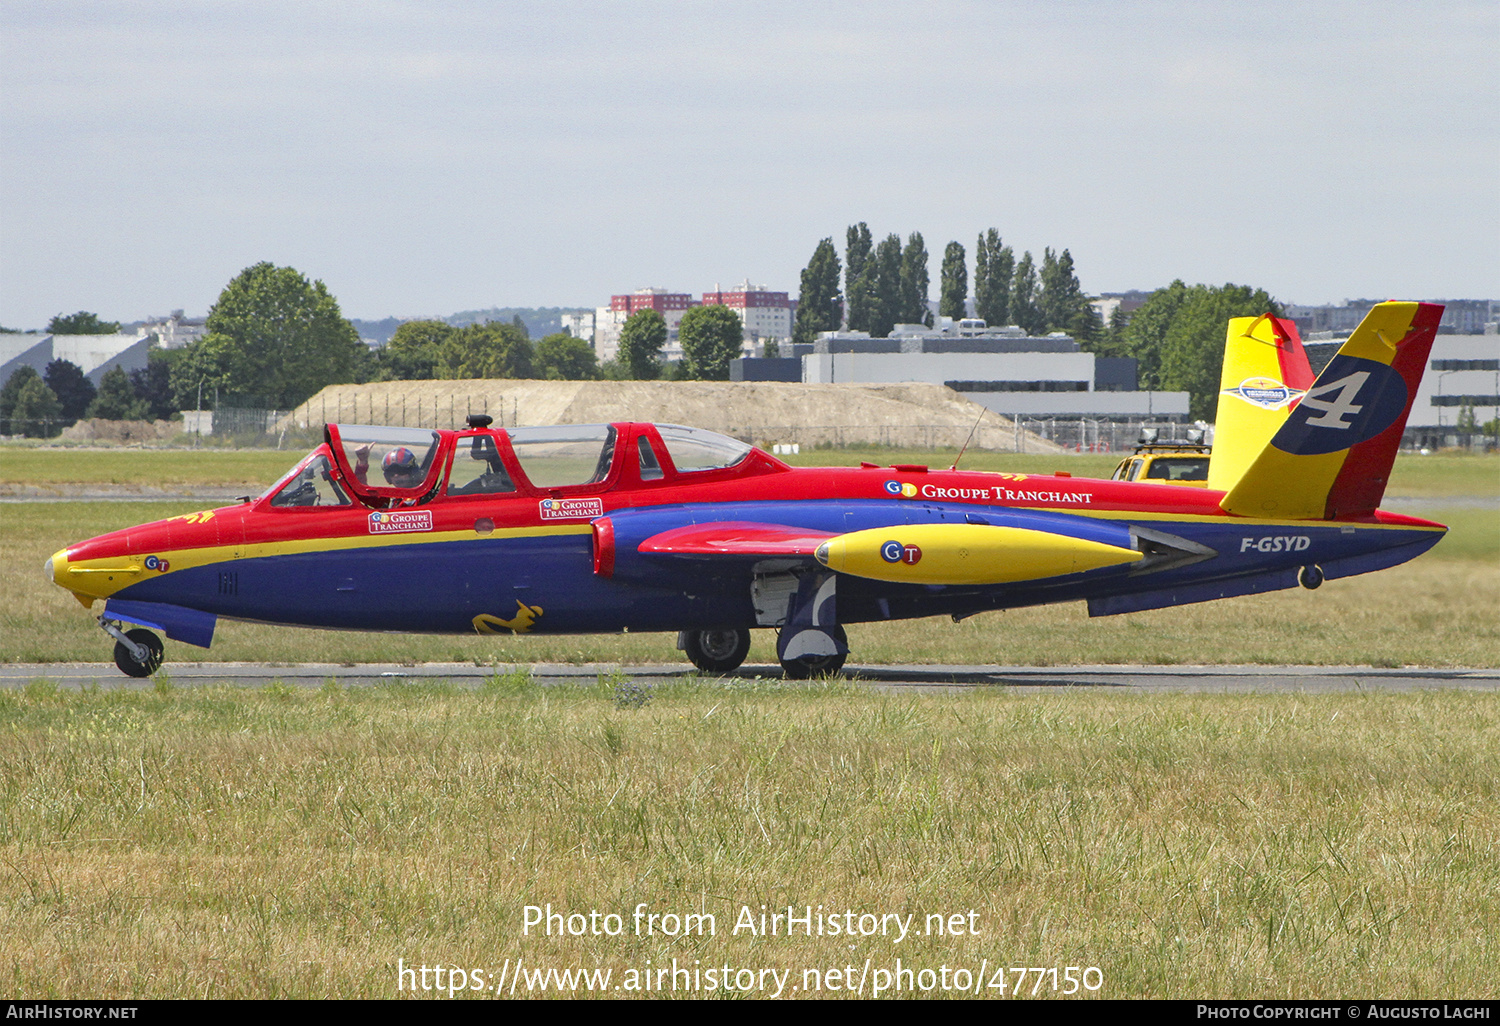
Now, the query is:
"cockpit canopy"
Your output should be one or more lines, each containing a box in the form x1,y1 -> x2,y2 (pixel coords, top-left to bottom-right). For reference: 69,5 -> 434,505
258,422 -> 767,512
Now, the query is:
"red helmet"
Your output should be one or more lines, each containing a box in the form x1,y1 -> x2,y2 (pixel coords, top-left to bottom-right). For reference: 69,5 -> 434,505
382,446 -> 419,483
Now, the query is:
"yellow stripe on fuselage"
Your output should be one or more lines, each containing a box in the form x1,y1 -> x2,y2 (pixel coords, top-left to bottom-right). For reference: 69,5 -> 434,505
55,523 -> 593,601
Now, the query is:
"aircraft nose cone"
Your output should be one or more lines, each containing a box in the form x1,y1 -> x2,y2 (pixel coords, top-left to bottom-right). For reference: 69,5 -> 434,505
45,547 -> 69,590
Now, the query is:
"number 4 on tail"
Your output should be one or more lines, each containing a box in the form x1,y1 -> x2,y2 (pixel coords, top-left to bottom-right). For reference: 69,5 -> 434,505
1298,371 -> 1369,429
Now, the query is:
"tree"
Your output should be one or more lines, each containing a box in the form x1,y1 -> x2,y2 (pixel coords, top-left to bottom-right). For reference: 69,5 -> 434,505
1011,251 -> 1044,335
617,309 -> 667,379
1162,284 -> 1281,420
974,229 -> 1013,328
1,365 -> 42,428
867,233 -> 903,338
1118,280 -> 1190,389
678,304 -> 745,380
793,238 -> 842,343
44,359 -> 95,420
534,333 -> 599,380
11,376 -> 62,437
1038,247 -> 1097,343
130,347 -> 180,421
434,322 -> 533,379
1094,305 -> 1131,359
939,241 -> 967,321
47,311 -> 120,335
87,366 -> 149,420
174,262 -> 365,408
900,232 -> 932,327
844,223 -> 873,331
379,320 -> 454,380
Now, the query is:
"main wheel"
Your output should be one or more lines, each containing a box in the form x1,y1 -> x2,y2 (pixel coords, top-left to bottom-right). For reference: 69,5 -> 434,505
780,650 -> 847,680
682,628 -> 752,673
113,628 -> 164,678
779,623 -> 848,680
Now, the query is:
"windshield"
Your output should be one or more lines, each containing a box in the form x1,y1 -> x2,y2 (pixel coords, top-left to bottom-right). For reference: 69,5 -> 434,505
268,453 -> 351,508
655,424 -> 752,473
507,425 -> 616,488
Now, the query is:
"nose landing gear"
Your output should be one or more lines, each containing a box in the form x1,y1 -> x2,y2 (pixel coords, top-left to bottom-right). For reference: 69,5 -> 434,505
99,616 -> 164,678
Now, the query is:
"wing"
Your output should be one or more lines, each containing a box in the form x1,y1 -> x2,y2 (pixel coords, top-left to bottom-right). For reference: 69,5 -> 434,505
637,521 -> 836,556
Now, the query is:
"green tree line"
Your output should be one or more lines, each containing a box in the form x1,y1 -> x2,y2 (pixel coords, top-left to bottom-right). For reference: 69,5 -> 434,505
793,225 -> 1102,344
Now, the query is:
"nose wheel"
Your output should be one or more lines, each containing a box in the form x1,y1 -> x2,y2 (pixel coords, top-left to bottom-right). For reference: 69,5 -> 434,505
99,617 -> 165,678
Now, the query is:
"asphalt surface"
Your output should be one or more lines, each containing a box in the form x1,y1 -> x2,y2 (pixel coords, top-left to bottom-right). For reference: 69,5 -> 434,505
3,661 -> 1497,693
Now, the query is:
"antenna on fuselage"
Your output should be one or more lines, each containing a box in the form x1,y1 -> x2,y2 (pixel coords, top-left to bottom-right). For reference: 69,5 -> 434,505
950,407 -> 987,471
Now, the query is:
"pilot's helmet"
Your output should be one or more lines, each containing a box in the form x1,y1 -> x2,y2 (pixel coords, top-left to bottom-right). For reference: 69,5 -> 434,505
382,446 -> 420,484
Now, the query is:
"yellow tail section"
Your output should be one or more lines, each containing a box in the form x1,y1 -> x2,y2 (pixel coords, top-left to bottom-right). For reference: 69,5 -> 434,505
1207,314 -> 1313,493
1220,302 -> 1443,520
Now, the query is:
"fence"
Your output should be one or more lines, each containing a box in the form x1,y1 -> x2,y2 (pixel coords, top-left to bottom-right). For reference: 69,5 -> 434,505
1011,418 -> 1205,453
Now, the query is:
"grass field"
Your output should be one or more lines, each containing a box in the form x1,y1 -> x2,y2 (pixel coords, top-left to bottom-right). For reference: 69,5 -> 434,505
2,447 -> 1496,1000
1,680 -> 1495,998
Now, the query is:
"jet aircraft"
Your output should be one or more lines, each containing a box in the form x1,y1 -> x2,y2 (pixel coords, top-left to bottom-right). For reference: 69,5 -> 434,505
47,302 -> 1447,678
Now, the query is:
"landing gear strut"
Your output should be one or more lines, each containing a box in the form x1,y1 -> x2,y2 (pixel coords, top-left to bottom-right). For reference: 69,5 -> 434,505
679,628 -> 752,674
99,617 -> 164,678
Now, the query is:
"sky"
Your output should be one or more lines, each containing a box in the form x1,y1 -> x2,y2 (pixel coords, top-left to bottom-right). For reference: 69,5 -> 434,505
2,0 -> 1496,329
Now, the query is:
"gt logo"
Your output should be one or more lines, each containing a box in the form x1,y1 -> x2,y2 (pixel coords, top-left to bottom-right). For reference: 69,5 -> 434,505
1240,535 -> 1311,553
1298,371 -> 1370,429
880,540 -> 923,564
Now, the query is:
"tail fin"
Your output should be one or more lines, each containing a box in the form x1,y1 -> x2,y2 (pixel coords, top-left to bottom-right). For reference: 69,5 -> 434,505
1220,301 -> 1444,520
1207,313 -> 1314,493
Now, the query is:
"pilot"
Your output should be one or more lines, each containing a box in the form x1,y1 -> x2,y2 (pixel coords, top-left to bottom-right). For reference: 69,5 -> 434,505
352,444 -> 423,489
381,446 -> 422,488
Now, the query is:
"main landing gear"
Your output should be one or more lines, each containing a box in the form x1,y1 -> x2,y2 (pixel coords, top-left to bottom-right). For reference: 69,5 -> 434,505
677,625 -> 850,679
99,616 -> 164,678
680,628 -> 752,674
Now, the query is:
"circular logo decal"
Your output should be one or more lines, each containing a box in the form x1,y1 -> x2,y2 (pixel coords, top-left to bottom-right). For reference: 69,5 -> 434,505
1225,376 -> 1301,410
880,541 -> 923,565
144,555 -> 159,570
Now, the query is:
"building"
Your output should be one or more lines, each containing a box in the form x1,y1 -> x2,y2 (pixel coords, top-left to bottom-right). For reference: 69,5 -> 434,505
0,332 -> 155,388
795,319 -> 1191,420
138,310 -> 207,349
1287,299 -> 1497,338
700,280 -> 794,347
560,310 -> 595,343
593,288 -> 698,363
1090,290 -> 1152,330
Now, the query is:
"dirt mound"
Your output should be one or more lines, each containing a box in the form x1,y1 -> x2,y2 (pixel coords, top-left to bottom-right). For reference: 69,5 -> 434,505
59,418 -> 181,443
282,380 -> 1061,453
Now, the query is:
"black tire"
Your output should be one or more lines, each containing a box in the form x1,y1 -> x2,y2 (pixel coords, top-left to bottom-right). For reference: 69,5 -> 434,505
113,628 -> 164,678
780,650 -> 847,680
682,628 -> 751,674
1299,564 -> 1325,590
779,623 -> 848,680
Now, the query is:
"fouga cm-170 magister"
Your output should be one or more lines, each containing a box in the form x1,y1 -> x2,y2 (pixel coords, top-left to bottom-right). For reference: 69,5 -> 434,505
49,302 -> 1447,678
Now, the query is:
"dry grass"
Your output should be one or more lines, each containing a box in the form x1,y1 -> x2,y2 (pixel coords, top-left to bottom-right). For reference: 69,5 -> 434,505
1,682 -> 1495,998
